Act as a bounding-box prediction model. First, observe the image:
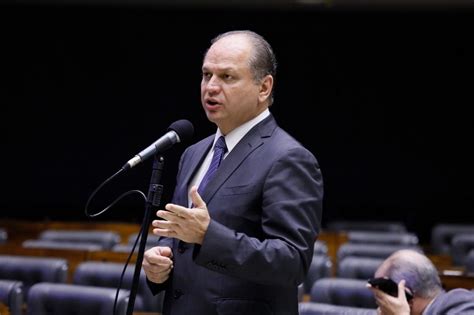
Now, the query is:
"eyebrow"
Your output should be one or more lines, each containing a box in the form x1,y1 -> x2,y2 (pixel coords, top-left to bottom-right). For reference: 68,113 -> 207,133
202,66 -> 236,73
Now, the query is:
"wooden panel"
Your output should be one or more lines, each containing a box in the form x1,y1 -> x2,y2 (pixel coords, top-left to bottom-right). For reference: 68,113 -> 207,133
428,254 -> 453,270
440,272 -> 474,291
88,250 -> 137,264
0,303 -> 10,315
0,219 -> 143,245
317,231 -> 348,276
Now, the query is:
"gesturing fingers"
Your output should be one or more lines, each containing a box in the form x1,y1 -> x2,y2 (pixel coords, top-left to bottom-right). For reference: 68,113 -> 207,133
155,203 -> 190,222
152,219 -> 183,238
190,185 -> 206,209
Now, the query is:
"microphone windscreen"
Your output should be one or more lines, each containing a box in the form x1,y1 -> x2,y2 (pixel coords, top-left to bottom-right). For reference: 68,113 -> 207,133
168,119 -> 194,142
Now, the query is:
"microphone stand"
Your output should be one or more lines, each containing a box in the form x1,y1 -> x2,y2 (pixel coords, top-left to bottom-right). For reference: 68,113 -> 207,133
126,155 -> 165,315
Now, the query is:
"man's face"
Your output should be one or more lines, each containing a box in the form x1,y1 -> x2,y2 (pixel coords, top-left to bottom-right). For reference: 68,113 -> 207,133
201,35 -> 268,135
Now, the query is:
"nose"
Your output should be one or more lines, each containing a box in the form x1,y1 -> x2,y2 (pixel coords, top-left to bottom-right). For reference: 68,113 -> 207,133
204,76 -> 221,93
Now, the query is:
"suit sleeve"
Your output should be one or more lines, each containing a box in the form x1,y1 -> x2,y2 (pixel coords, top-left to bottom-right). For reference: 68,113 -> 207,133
193,146 -> 323,286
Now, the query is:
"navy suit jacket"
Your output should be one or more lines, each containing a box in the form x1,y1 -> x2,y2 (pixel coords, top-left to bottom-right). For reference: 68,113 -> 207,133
148,114 -> 323,315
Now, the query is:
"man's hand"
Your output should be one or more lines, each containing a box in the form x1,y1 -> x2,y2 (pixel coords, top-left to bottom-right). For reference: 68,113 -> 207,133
152,186 -> 210,244
142,246 -> 174,284
368,279 -> 411,315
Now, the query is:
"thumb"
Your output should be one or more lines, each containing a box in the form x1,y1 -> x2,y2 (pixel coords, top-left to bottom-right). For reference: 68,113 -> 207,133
398,279 -> 408,302
158,246 -> 173,258
191,186 -> 207,209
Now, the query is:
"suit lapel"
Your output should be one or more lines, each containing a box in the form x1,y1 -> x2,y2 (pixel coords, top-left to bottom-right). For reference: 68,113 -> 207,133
178,136 -> 213,206
201,115 -> 277,204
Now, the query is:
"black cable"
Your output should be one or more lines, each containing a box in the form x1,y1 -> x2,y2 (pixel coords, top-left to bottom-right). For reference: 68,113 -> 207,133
113,221 -> 145,315
85,167 -> 125,218
84,167 -> 148,314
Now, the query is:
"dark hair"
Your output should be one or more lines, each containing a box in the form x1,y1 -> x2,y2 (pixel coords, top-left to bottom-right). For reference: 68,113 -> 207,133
209,30 -> 277,105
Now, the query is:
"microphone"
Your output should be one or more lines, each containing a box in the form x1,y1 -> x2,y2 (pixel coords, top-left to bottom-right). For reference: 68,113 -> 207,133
122,119 -> 194,170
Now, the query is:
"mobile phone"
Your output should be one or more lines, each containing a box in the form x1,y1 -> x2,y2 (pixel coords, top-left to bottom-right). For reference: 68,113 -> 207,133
367,277 -> 413,301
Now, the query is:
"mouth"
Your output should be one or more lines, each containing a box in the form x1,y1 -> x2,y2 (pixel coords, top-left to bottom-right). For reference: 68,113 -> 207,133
205,98 -> 221,110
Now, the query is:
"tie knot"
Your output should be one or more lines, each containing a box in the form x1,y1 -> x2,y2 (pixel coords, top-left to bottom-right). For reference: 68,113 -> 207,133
215,136 -> 227,152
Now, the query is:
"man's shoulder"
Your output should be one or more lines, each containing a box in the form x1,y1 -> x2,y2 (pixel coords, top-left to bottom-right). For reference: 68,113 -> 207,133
428,289 -> 474,314
270,125 -> 317,158
443,288 -> 474,300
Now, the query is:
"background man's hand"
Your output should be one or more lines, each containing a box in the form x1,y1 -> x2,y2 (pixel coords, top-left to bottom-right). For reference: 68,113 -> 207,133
368,279 -> 411,315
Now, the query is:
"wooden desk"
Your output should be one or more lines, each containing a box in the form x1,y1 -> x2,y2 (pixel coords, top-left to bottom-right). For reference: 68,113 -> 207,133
317,231 -> 348,276
0,219 -> 142,245
0,302 -> 10,315
428,254 -> 453,270
440,269 -> 474,291
88,250 -> 137,264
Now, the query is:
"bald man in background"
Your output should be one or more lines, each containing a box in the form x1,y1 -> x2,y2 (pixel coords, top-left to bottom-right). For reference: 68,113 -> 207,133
369,249 -> 474,315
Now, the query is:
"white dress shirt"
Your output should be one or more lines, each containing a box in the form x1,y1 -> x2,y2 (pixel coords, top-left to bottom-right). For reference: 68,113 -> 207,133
188,109 -> 270,206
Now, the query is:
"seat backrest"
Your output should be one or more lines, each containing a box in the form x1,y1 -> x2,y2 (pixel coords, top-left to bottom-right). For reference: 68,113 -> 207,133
0,255 -> 68,297
303,254 -> 333,293
337,257 -> 384,280
326,221 -> 407,233
299,302 -> 377,315
0,228 -> 7,243
431,224 -> 474,255
38,229 -> 121,250
27,283 -> 130,315
337,243 -> 423,262
466,249 -> 474,274
127,232 -> 160,247
111,243 -> 149,253
73,261 -> 163,312
0,280 -> 24,315
310,278 -> 377,308
346,231 -> 419,245
451,233 -> 474,266
314,240 -> 329,256
22,239 -> 103,251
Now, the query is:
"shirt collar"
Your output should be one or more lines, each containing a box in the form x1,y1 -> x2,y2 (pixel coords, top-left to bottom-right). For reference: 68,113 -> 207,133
214,109 -> 270,154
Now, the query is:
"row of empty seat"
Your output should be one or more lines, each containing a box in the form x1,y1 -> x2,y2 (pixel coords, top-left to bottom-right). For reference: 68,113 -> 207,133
21,230 -> 160,253
327,221 -> 474,267
4,221 -> 474,264
0,255 -> 164,314
2,220 -> 474,315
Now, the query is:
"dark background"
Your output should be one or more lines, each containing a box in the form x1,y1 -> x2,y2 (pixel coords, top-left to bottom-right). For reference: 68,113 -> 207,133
1,2 -> 473,243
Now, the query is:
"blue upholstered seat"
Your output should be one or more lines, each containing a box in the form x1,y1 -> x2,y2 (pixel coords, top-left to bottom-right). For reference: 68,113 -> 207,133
0,255 -> 68,298
73,261 -> 163,312
299,302 -> 377,315
0,280 -> 24,315
27,283 -> 132,315
310,278 -> 377,309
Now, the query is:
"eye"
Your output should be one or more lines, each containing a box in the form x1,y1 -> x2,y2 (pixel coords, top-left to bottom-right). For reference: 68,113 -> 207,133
202,72 -> 212,80
223,74 -> 233,80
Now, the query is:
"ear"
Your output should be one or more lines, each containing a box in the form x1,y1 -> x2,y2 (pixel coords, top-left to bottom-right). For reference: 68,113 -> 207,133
258,75 -> 274,104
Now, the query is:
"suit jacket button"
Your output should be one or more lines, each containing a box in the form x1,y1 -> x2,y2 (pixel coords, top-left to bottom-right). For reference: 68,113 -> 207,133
178,242 -> 187,253
173,289 -> 183,299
